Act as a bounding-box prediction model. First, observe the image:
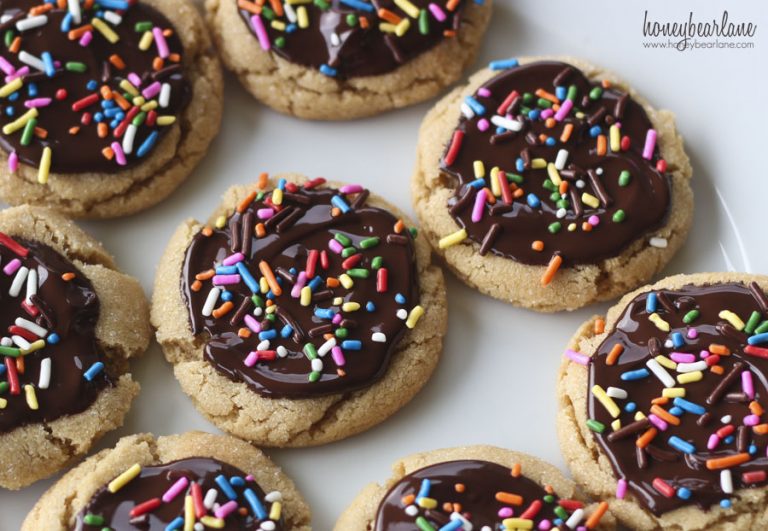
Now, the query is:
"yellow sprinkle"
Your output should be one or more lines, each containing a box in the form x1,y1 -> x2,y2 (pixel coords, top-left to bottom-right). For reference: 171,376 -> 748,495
394,0 -> 420,17
332,297 -> 343,306
2,107 -> 38,135
634,411 -> 647,421
654,355 -> 677,371
379,22 -> 396,33
300,286 -> 312,306
662,388 -> 686,398
592,385 -> 620,418
272,188 -> 283,206
108,464 -> 141,493
20,339 -> 45,355
547,162 -> 562,186
0,77 -> 23,98
342,302 -> 360,312
269,501 -> 282,521
92,17 -> 119,43
490,166 -> 501,196
215,215 -> 226,229
581,193 -> 600,209
610,124 -> 621,152
270,20 -> 286,31
184,495 -> 194,531
157,116 -> 177,126
502,518 -> 534,530
438,228 -> 467,249
141,100 -> 158,111
395,17 -> 410,37
38,146 -> 51,185
648,312 -> 670,332
0,398 -> 6,409
119,79 -> 139,97
339,274 -> 353,289
199,516 -> 225,529
297,6 -> 309,29
678,371 -> 703,384
567,223 -> 577,232
24,384 -> 38,410
611,419 -> 622,431
406,305 -> 424,329
259,276 -> 269,294
138,30 -> 154,51
417,497 -> 437,509
531,158 -> 547,169
131,96 -> 146,107
265,304 -> 276,314
719,310 -> 745,331
473,160 -> 485,179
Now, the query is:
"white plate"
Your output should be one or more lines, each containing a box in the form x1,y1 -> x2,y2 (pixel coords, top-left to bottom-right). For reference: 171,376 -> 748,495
2,1 -> 766,529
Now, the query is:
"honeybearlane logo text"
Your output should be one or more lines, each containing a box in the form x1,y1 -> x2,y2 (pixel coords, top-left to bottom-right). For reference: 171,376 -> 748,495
642,10 -> 757,51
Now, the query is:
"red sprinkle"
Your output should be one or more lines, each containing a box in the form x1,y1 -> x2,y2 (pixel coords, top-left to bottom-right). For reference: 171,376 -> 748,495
742,470 -> 767,484
320,250 -> 329,270
377,268 -> 388,293
8,326 -> 38,342
656,159 -> 667,172
129,497 -> 161,517
443,130 -> 464,166
620,135 -> 631,151
304,177 -> 326,189
497,90 -> 519,115
71,93 -> 99,112
519,499 -> 542,520
55,88 -> 67,100
705,354 -> 721,366
21,300 -> 40,317
5,357 -> 20,395
745,345 -> 768,359
652,477 -> 675,498
305,250 -> 318,278
0,233 -> 29,257
716,424 -> 735,438
341,253 -> 362,270
558,499 -> 584,511
191,482 -> 205,518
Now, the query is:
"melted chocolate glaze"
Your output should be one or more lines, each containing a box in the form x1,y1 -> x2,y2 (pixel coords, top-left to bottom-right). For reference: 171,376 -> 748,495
0,237 -> 109,433
73,457 -> 282,530
440,61 -> 671,266
182,183 -> 420,398
238,0 -> 467,79
375,460 -> 564,530
0,0 -> 190,173
589,282 -> 768,515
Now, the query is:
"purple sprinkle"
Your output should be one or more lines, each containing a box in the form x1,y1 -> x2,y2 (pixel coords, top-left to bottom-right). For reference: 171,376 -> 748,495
477,118 -> 490,132
564,349 -> 590,366
244,315 -> 261,334
257,208 -> 274,220
339,184 -> 364,194
328,239 -> 344,254
687,328 -> 698,339
477,87 -> 492,98
588,215 -> 600,226
331,346 -> 345,366
212,274 -> 240,286
222,252 -> 245,266
3,258 -> 21,275
244,351 -> 259,367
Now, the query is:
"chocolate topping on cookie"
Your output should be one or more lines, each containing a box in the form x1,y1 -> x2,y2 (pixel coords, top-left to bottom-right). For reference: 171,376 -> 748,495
375,459 -> 608,530
438,60 -> 671,285
0,233 -> 108,433
581,281 -> 768,514
0,0 -> 190,176
73,457 -> 284,530
237,0 -> 475,79
182,177 -> 423,398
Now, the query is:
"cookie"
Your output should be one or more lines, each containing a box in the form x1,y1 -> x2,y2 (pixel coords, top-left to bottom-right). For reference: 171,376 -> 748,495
0,205 -> 149,490
557,272 -> 768,529
22,431 -> 311,530
206,0 -> 491,120
412,56 -> 694,312
152,173 -> 447,446
0,0 -> 223,219
335,445 -> 615,530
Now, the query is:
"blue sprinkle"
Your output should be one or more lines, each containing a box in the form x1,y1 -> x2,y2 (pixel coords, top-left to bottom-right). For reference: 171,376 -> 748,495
527,109 -> 540,120
314,308 -> 335,320
278,178 -> 287,190
417,479 -> 431,499
474,0 -> 484,4
101,99 -> 115,109
60,12 -> 72,32
319,64 -> 337,77
215,474 -> 237,500
672,332 -> 685,348
668,435 -> 695,454
341,340 -> 362,350
749,444 -> 758,455
94,112 -> 104,123
115,111 -> 125,121
109,119 -> 120,129
235,262 -> 259,293
366,302 -> 375,312
554,520 -> 564,527
677,487 -> 691,500
515,158 -> 525,172
86,79 -> 98,91
0,365 -> 6,376
104,106 -> 122,117
439,520 -> 463,531
259,330 -> 277,341
545,137 -> 556,146
221,291 -> 233,302
27,83 -> 37,97
286,23 -> 297,33
165,516 -> 184,531
94,0 -> 130,9
625,402 -> 637,413
468,178 -> 485,189
747,332 -> 768,345
331,195 -> 351,213
620,368 -> 650,381
526,193 -> 541,208
215,266 -> 238,275
4,107 -> 12,117
83,362 -> 104,381
136,131 -> 159,157
266,291 -> 275,300
720,499 -> 732,509
488,57 -> 519,71
289,267 -> 297,275
229,476 -> 245,487
41,52 -> 55,78
669,406 -> 684,417
339,0 -> 374,12
244,488 -> 267,519
495,126 -> 505,134
308,276 -> 323,292
281,325 -> 293,338
464,95 -> 486,116
8,92 -> 18,101
673,397 -> 706,415
589,125 -> 602,137
555,86 -> 567,100
395,293 -> 406,304
724,435 -> 735,444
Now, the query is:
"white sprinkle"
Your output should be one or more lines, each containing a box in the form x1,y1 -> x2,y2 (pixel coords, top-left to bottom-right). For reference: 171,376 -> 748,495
67,0 -> 81,24
9,266 -> 29,297
490,114 -> 523,132
646,358 -> 676,388
449,512 -> 471,528
260,522 -> 276,531
372,332 -> 386,343
0,15 -> 12,24
606,386 -> 628,399
721,415 -> 732,424
16,15 -> 48,32
203,488 -> 218,509
11,335 -> 31,350
460,103 -> 475,119
201,287 -> 221,317
0,337 -> 11,347
677,361 -> 708,373
276,346 -> 288,358
664,339 -> 674,349
311,358 -> 323,372
318,338 -> 336,356
253,306 -> 263,317
721,469 -> 733,494
159,82 -> 171,108
15,317 -> 47,337
284,4 -> 297,23
264,491 -> 282,503
103,11 -> 122,26
396,308 -> 408,320
575,179 -> 586,189
193,523 -> 204,531
556,208 -> 567,219
39,358 -> 51,389
596,167 -> 604,175
555,149 -> 569,170
122,123 -> 137,154
481,527 -> 492,531
18,51 -> 46,72
25,267 -> 37,303
331,32 -> 340,47
650,236 -> 668,248
405,505 -> 419,517
565,508 -> 585,529
257,339 -> 270,351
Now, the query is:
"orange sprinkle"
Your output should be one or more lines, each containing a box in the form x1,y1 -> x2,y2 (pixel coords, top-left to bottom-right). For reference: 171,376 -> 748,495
710,365 -> 725,375
455,483 -> 466,493
541,253 -> 562,287
594,318 -> 606,335
84,0 -> 94,8
446,0 -> 460,11
238,328 -> 251,338
750,401 -> 764,416
153,57 -> 164,71
268,0 -> 283,16
706,453 -> 750,470
202,226 -> 213,237
582,221 -> 593,232
558,181 -> 569,195
709,344 -> 730,355
326,277 -> 340,288
495,492 -> 523,506
190,279 -> 202,292
258,261 -> 281,296
57,0 -> 66,9
212,301 -> 234,319
9,36 -> 21,54
109,54 -> 126,70
16,357 -> 24,374
651,396 -> 669,405
544,485 -> 554,494
195,269 -> 215,281
68,126 -> 80,135
606,344 -> 624,366
442,503 -> 452,512
237,191 -> 258,213
483,187 -> 496,204
331,207 -> 341,217
97,122 -> 108,138
443,29 -> 456,38
538,133 -> 548,144
511,463 -> 521,477
30,4 -> 53,15
378,8 -> 401,24
513,188 -> 524,199
531,240 -> 544,252
602,79 -> 612,89
237,0 -> 262,15
33,126 -> 47,139
754,424 -> 768,435
61,272 -> 76,281
323,333 -> 334,341
597,134 -> 607,156
535,89 -> 559,104
636,427 -> 658,448
163,29 -> 174,38
168,53 -> 181,63
100,85 -> 113,99
101,146 -> 114,160
585,501 -> 609,529
265,299 -> 273,307
257,172 -> 269,189
401,494 -> 415,506
394,219 -> 405,234
68,25 -> 92,40
651,405 -> 681,426
359,16 -> 369,29
255,223 -> 266,238
560,123 -> 574,143
112,91 -> 131,110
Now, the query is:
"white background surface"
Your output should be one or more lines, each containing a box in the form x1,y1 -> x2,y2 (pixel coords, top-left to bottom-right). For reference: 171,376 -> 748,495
1,0 -> 767,529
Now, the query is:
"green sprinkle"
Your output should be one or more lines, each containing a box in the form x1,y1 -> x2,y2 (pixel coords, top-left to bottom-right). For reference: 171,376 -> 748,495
65,61 -> 87,73
556,199 -> 569,209
4,30 -> 13,48
346,14 -> 358,27
683,310 -> 700,324
542,179 -> 556,191
359,237 -> 380,249
755,321 -> 768,335
0,382 -> 8,394
589,87 -> 603,100
132,111 -> 147,127
251,294 -> 264,307
275,36 -> 286,48
314,0 -> 330,8
409,227 -> 418,238
303,343 -> 318,360
745,311 -> 762,334
308,371 -> 321,382
135,21 -> 152,32
522,92 -> 534,104
341,247 -> 357,258
371,256 -> 383,269
83,514 -> 105,526
255,191 -> 265,201
537,97 -> 552,109
544,494 -> 555,503
20,117 -> 36,147
612,209 -> 626,223
335,328 -> 348,339
548,222 -> 562,234
266,313 -> 276,322
415,517 -> 436,531
261,6 -> 275,20
566,85 -> 578,101
554,506 -> 569,521
519,105 -> 531,115
347,268 -> 369,279
549,192 -> 560,202
586,419 -> 606,433
418,9 -> 429,34
0,346 -> 21,357
334,233 -> 352,246
619,170 -> 632,186
506,173 -> 524,184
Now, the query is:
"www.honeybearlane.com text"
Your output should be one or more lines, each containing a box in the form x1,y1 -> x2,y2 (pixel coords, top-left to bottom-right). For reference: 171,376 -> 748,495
642,10 -> 757,50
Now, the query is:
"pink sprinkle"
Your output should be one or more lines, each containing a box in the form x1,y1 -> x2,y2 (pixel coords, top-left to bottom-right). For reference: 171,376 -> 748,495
744,414 -> 760,427
328,239 -> 343,254
700,349 -> 710,359
291,271 -> 307,298
707,434 -> 720,450
244,315 -> 261,334
670,352 -> 696,363
246,475 -> 254,481
6,66 -> 29,82
564,349 -> 590,366
498,507 -> 514,518
742,370 -> 755,399
471,188 -> 487,223
554,98 -> 573,121
244,351 -> 259,367
222,253 -> 245,266
250,15 -> 271,51
477,118 -> 490,132
214,500 -> 238,519
0,56 -> 15,75
8,151 -> 18,173
538,521 -> 552,531
3,258 -> 21,275
477,87 -> 491,98
162,477 -> 189,503
687,328 -> 698,339
616,479 -> 627,499
648,414 -> 668,431
588,215 -> 600,226
212,274 -> 240,286
540,108 -> 554,119
339,184 -> 363,194
152,27 -> 170,58
428,3 -> 446,22
642,129 -> 657,160
331,346 -> 345,366
256,208 -> 274,220
79,31 -> 92,47
128,72 -> 143,88
24,97 -> 52,108
111,142 -> 126,165
141,81 -> 161,99
332,313 -> 342,325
